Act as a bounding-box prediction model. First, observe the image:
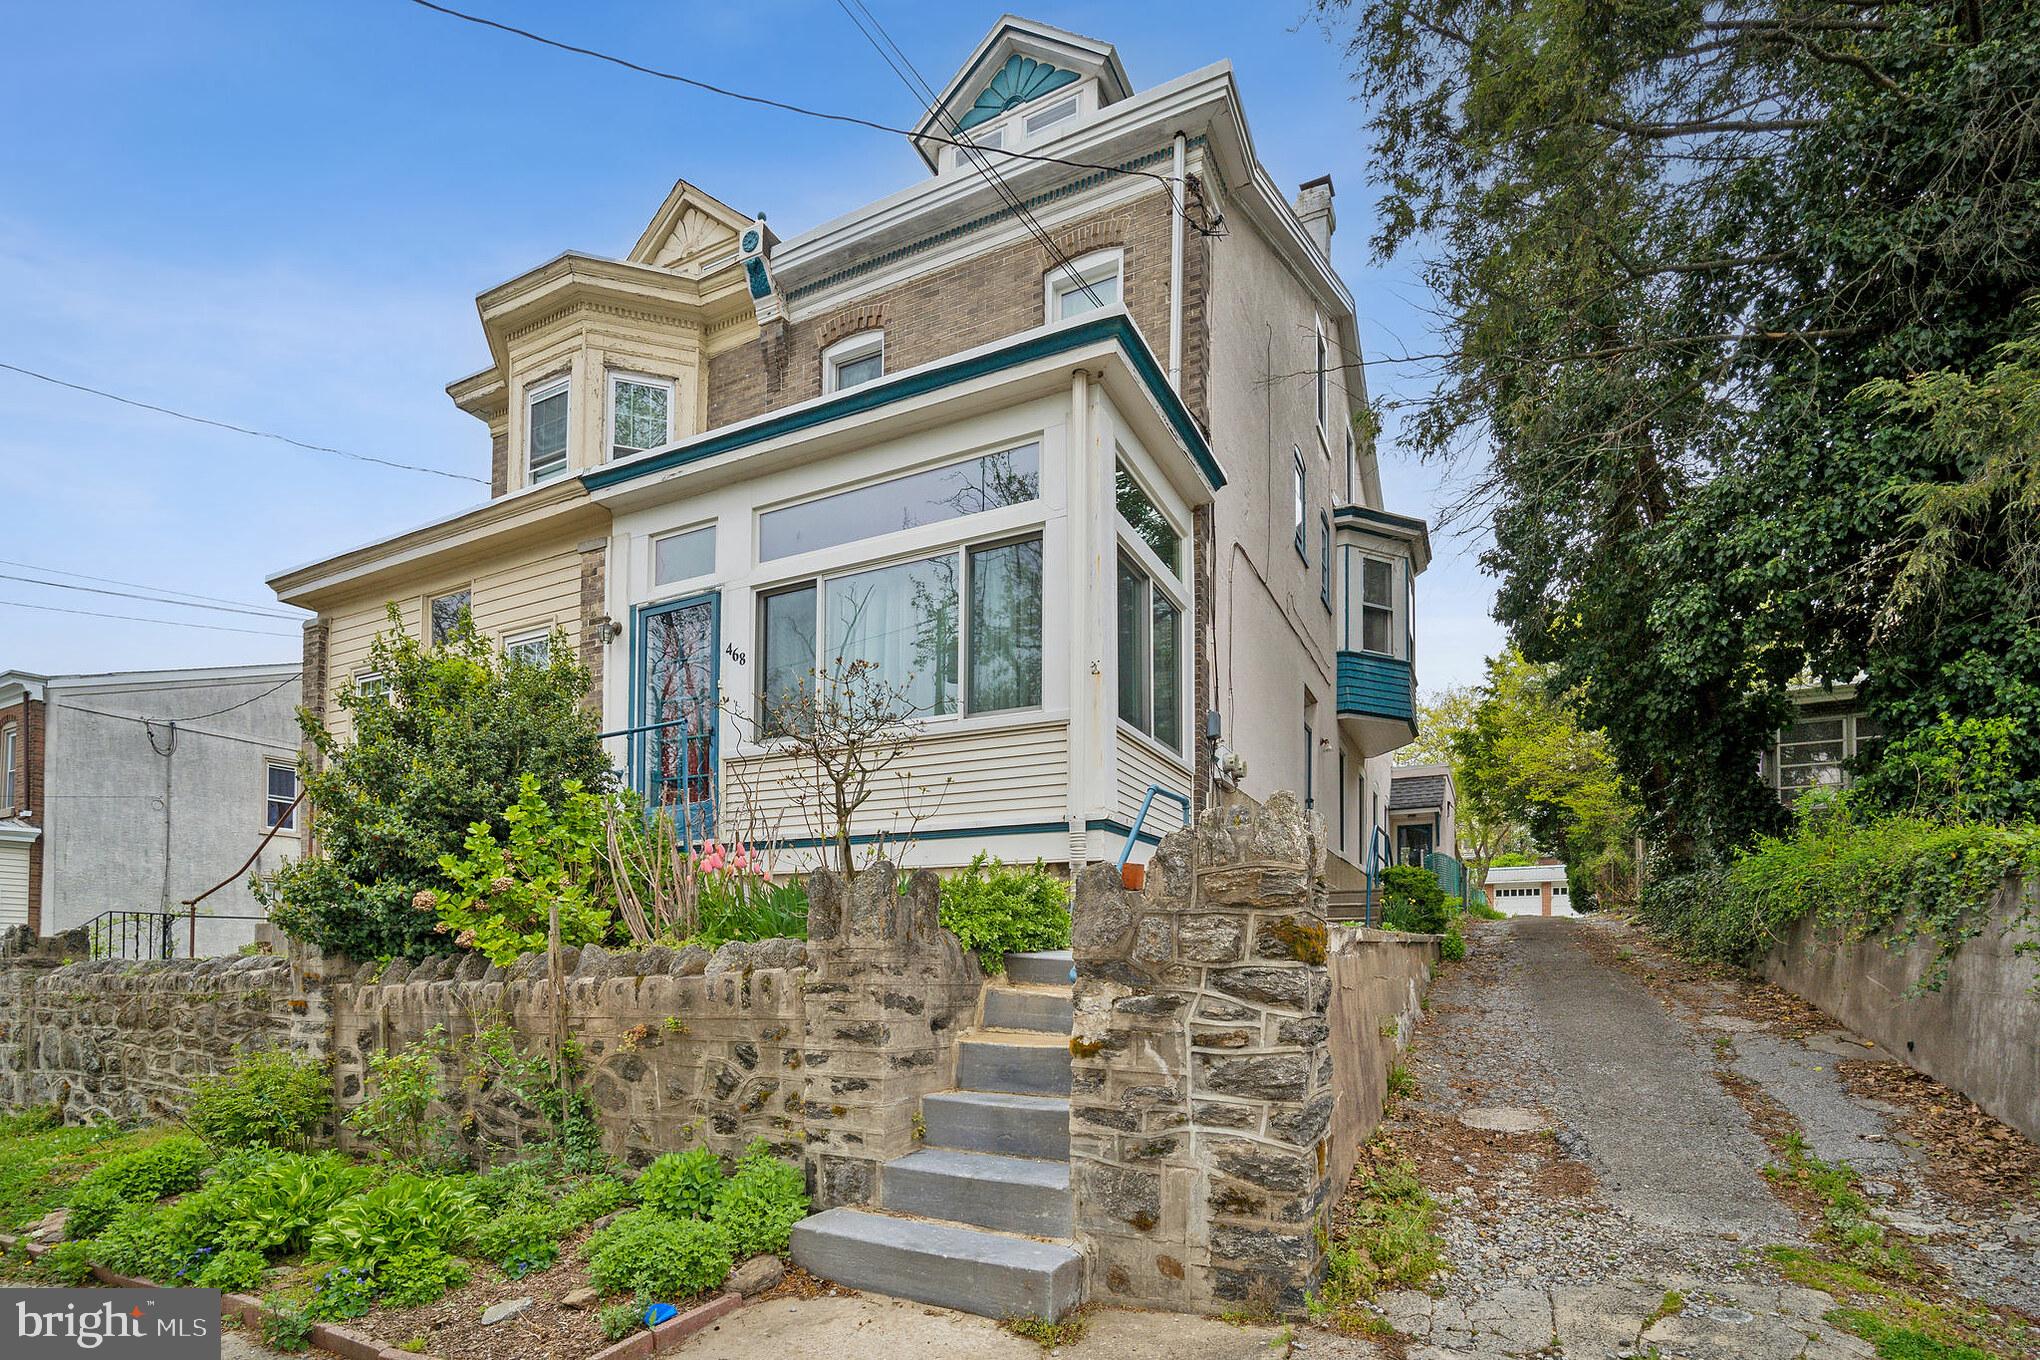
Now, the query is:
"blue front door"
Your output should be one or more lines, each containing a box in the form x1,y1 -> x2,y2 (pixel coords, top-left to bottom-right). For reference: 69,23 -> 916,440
635,592 -> 719,842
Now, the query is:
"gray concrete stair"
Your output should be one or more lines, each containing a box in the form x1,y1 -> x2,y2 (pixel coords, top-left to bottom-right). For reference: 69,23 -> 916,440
1004,949 -> 1075,986
958,1031 -> 1072,1096
919,1090 -> 1071,1159
982,984 -> 1074,1034
882,1147 -> 1072,1238
791,1207 -> 1085,1320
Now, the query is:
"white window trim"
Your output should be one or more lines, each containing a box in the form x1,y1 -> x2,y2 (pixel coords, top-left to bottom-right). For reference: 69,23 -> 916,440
1023,92 -> 1080,138
1350,549 -> 1404,659
503,628 -> 553,665
1314,316 -> 1330,445
1,722 -> 16,813
608,370 -> 675,461
1113,549 -> 1190,759
1292,447 -> 1309,561
1112,456 -> 1186,586
426,585 -> 474,646
526,376 -> 571,485
263,757 -> 299,834
1044,246 -> 1124,324
949,125 -> 1005,171
821,330 -> 886,394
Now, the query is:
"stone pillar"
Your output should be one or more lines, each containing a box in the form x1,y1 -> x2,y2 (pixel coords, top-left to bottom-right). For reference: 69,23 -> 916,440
800,862 -> 980,1209
1069,791 -> 1334,1317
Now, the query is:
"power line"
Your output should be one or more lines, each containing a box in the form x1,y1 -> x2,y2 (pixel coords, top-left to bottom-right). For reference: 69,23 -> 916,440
0,571 -> 301,621
54,702 -> 298,752
0,598 -> 298,638
0,557 -> 301,617
403,0 -> 1208,231
165,671 -> 303,722
0,360 -> 488,485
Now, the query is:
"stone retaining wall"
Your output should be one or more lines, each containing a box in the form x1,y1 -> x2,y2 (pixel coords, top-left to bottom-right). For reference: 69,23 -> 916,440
1761,881 -> 2039,1143
1325,925 -> 1438,1191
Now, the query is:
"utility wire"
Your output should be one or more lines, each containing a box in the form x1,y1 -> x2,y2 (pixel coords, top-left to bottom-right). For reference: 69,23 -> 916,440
164,671 -> 303,723
0,360 -> 487,485
0,557 -> 300,617
403,0 -> 1209,232
832,0 -> 1104,310
0,598 -> 298,638
53,702 -> 297,751
0,571 -> 302,621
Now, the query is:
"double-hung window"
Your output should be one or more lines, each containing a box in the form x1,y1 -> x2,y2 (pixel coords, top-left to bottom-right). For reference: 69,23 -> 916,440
1315,319 -> 1330,436
429,588 -> 472,646
527,379 -> 569,483
822,331 -> 885,393
504,630 -> 551,666
1047,248 -> 1122,322
1354,556 -> 1397,655
265,760 -> 298,831
1113,462 -> 1186,753
1,723 -> 16,811
1292,448 -> 1308,560
610,373 -> 673,460
1319,512 -> 1333,610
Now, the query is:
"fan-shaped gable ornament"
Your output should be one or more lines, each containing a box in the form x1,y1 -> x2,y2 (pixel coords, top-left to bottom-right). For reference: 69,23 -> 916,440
955,54 -> 1080,131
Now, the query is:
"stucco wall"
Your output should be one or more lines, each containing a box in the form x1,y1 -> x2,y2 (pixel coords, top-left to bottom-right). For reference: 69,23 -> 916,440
1760,883 -> 2039,1143
41,670 -> 302,954
1325,925 -> 1437,1189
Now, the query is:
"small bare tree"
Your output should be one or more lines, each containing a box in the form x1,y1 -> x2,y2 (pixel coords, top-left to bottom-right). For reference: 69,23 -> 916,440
749,657 -> 924,876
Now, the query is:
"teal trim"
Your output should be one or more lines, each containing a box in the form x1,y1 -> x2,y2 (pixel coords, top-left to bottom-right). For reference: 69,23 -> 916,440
785,142 -> 1194,302
956,55 -> 1080,132
582,313 -> 1225,494
629,590 -> 722,839
1334,505 -> 1428,535
1336,650 -> 1417,724
1088,816 -> 1179,848
775,820 -> 1068,851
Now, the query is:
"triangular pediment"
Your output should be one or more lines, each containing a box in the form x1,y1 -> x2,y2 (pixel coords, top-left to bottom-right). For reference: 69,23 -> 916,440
911,16 -> 1131,169
628,179 -> 764,273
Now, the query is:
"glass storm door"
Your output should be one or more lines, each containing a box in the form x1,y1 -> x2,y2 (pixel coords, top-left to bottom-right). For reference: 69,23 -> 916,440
635,593 -> 719,842
1396,823 -> 1433,868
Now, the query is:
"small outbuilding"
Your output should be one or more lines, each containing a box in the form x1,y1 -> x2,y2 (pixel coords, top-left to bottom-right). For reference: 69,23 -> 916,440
1483,860 -> 1575,917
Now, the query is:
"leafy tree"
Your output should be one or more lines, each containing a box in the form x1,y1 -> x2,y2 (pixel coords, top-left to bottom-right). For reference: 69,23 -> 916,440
1314,0 -> 2040,855
1455,650 -> 1639,909
256,611 -> 612,959
1403,684 -> 1530,871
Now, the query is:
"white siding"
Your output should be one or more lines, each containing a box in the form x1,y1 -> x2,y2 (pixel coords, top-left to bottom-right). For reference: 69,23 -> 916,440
1115,734 -> 1191,838
0,841 -> 28,928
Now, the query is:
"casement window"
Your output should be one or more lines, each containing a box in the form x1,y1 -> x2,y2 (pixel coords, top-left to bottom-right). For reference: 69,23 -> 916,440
653,525 -> 717,586
1767,711 -> 1885,803
429,588 -> 472,646
757,536 -> 1044,735
1,723 -> 16,811
264,760 -> 298,831
504,630 -> 551,666
1046,248 -> 1122,322
759,443 -> 1039,562
1319,512 -> 1333,610
610,373 -> 673,460
1114,461 -> 1180,573
1292,448 -> 1308,561
1023,93 -> 1079,138
1315,318 -> 1330,436
526,379 -> 569,483
822,331 -> 885,393
1352,555 -> 1397,656
1115,552 -> 1183,752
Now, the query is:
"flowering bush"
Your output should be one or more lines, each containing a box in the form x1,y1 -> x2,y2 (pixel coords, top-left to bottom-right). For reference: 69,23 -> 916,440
435,774 -> 615,964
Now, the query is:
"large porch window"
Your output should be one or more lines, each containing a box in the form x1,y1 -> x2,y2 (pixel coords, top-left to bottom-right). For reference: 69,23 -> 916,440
757,443 -> 1039,562
1116,553 -> 1182,752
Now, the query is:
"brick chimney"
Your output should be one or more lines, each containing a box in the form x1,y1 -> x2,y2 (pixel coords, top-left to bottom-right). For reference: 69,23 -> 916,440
1293,175 -> 1335,256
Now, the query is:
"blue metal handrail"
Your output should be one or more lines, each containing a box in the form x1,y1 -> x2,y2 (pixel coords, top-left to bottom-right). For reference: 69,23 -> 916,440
1360,825 -> 1391,926
1118,785 -> 1193,873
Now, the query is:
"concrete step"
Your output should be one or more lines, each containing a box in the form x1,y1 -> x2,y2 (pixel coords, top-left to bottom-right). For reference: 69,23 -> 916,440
920,1091 -> 1070,1159
1003,950 -> 1074,986
791,1207 -> 1085,1321
882,1147 -> 1072,1238
982,985 -> 1073,1035
958,1031 -> 1072,1097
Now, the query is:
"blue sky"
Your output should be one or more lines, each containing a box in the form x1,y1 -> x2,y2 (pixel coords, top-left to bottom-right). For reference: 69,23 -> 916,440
0,0 -> 1500,691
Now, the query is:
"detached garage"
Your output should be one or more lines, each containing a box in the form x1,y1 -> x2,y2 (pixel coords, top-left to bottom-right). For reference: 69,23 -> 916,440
1483,862 -> 1575,918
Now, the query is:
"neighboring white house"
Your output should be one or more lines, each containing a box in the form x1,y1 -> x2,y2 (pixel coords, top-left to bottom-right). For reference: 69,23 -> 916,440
1386,763 -> 1457,869
0,665 -> 303,955
1483,861 -> 1575,918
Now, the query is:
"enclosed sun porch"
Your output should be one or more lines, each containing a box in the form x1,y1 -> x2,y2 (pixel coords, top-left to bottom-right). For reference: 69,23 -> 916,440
586,311 -> 1221,874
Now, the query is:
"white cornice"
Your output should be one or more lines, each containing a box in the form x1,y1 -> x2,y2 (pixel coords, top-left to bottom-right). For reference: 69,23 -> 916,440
0,672 -> 48,706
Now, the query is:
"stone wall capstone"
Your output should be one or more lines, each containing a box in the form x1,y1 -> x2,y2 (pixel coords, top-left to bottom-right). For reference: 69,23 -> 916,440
799,862 -> 982,1209
1069,791 -> 1337,1317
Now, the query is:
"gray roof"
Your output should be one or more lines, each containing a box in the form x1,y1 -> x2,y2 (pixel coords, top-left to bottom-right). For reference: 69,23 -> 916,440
1390,772 -> 1449,811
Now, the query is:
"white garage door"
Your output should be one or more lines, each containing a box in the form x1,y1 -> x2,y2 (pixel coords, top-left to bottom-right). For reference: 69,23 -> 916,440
0,840 -> 28,929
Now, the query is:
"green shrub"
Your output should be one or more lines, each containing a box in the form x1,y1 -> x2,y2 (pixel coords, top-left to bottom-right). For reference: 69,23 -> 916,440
1439,921 -> 1467,963
186,1052 -> 331,1153
215,1152 -> 371,1256
558,1176 -> 630,1224
347,1035 -> 446,1166
472,1207 -> 568,1276
93,1202 -> 193,1282
260,1295 -> 315,1352
39,1238 -> 97,1285
309,1175 -> 482,1270
707,1142 -> 808,1257
937,854 -> 1071,970
375,1247 -> 470,1307
65,1136 -> 212,1238
194,1246 -> 269,1293
585,1211 -> 734,1299
471,1160 -> 549,1213
436,774 -> 617,964
304,1264 -> 376,1321
598,1301 -> 644,1341
1379,866 -> 1451,934
635,1148 -> 725,1220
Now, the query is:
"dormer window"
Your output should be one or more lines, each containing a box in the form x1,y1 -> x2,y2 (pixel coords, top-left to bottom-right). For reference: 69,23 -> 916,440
949,126 -> 1003,170
527,379 -> 569,483
1047,248 -> 1121,322
823,331 -> 885,392
610,373 -> 673,460
1023,93 -> 1079,138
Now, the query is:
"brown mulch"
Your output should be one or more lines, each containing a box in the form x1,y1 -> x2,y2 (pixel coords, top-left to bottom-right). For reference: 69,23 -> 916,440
1389,1105 -> 1600,1213
1838,1060 -> 2040,1209
752,1264 -> 847,1304
359,1226 -> 640,1360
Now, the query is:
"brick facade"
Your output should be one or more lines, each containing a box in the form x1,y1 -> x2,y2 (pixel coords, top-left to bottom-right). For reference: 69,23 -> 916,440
577,538 -> 607,713
0,694 -> 45,934
489,430 -> 509,499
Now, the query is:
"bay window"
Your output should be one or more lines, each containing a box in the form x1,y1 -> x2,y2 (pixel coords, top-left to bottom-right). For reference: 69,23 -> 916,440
1349,553 -> 1397,656
1116,553 -> 1182,751
610,374 -> 673,459
1114,461 -> 1180,572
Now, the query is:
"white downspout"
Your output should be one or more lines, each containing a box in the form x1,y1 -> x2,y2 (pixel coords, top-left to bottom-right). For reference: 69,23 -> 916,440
1168,133 -> 1186,390
1067,369 -> 1094,866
